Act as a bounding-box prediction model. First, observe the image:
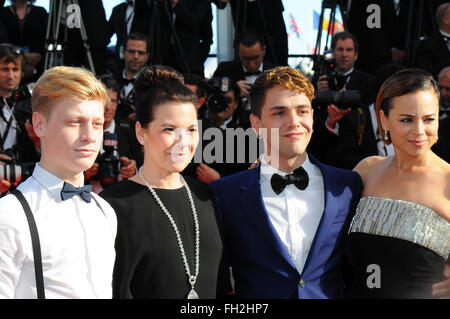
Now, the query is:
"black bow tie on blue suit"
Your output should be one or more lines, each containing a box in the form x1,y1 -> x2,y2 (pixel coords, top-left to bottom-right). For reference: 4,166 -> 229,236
270,166 -> 309,195
61,182 -> 92,203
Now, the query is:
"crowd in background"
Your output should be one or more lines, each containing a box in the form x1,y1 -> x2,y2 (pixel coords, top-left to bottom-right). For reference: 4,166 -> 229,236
0,0 -> 449,195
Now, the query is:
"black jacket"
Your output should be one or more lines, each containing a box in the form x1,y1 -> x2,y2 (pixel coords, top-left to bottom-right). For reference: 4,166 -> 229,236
415,32 -> 450,79
213,60 -> 276,83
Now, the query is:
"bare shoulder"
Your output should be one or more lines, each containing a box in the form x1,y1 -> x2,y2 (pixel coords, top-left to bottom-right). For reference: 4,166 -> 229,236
353,156 -> 387,181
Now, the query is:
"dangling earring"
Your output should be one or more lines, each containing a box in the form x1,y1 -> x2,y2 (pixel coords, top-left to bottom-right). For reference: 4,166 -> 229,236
384,129 -> 389,140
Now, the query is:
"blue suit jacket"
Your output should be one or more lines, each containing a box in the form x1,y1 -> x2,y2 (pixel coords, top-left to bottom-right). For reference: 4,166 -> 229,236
209,154 -> 362,299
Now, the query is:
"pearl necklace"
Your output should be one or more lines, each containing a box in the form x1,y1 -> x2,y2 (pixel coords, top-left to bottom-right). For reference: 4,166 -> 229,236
139,168 -> 200,299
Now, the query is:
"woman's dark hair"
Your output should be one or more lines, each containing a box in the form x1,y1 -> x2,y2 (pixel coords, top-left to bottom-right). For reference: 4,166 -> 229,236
375,68 -> 439,144
134,65 -> 198,128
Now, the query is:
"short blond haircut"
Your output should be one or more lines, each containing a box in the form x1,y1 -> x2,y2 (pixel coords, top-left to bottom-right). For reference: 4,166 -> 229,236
31,66 -> 109,117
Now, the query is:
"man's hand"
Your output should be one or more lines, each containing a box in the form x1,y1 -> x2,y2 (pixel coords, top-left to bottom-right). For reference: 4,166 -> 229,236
120,156 -> 137,179
237,80 -> 251,98
0,153 -> 12,165
84,162 -> 99,181
317,74 -> 329,91
432,263 -> 450,298
326,104 -> 351,129
196,163 -> 220,184
0,154 -> 17,193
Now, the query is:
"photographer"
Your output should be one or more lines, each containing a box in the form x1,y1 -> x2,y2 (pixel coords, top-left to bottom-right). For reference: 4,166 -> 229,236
316,32 -> 375,131
0,44 -> 40,193
84,74 -> 143,193
213,29 -> 275,99
183,78 -> 257,183
115,32 -> 150,123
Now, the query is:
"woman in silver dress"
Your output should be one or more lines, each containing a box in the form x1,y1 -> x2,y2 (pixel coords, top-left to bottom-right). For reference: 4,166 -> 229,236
348,68 -> 450,298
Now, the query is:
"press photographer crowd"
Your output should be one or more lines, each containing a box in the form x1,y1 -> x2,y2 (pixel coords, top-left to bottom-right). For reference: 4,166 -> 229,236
0,0 -> 449,301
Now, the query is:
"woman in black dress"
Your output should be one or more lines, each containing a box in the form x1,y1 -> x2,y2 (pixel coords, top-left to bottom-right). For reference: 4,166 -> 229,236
0,0 -> 47,80
100,65 -> 223,299
349,68 -> 450,298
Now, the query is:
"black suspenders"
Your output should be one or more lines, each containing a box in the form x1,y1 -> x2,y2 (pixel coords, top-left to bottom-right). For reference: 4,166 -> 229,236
11,190 -> 105,299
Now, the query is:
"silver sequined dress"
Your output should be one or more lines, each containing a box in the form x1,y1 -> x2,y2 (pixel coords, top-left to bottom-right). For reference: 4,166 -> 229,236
348,196 -> 450,299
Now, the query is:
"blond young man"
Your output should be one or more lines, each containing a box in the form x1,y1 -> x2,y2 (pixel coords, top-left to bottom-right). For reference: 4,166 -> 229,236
0,66 -> 117,299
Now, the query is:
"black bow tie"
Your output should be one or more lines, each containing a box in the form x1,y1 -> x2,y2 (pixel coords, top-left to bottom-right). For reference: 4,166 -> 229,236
122,77 -> 135,85
270,166 -> 309,195
244,70 -> 261,76
61,182 -> 92,203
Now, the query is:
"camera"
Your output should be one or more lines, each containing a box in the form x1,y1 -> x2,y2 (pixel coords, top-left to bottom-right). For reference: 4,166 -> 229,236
96,132 -> 120,187
0,147 -> 33,185
119,90 -> 136,116
312,90 -> 361,109
321,50 -> 347,91
1,83 -> 34,107
205,77 -> 233,114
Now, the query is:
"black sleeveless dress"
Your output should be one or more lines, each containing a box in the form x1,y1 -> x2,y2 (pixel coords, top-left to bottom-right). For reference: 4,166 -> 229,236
348,197 -> 450,299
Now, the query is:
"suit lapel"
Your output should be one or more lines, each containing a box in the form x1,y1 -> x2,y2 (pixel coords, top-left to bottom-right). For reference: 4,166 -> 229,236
239,167 -> 298,272
301,154 -> 343,274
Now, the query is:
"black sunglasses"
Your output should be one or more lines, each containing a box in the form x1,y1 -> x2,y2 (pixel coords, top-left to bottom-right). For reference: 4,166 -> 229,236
0,44 -> 24,56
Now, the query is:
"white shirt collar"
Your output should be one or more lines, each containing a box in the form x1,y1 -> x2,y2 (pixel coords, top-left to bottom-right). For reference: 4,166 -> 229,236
243,63 -> 263,74
440,29 -> 450,38
104,119 -> 116,134
260,153 -> 315,181
339,67 -> 354,76
32,163 -> 85,201
219,116 -> 233,130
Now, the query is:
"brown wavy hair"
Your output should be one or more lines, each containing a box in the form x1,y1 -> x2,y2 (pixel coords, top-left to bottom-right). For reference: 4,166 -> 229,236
250,66 -> 315,117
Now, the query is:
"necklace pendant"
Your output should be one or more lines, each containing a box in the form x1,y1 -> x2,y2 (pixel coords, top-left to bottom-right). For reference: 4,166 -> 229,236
187,288 -> 199,299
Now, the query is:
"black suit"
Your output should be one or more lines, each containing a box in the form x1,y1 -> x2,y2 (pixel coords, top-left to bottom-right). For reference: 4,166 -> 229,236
64,0 -> 109,75
1,100 -> 40,164
415,32 -> 450,79
345,69 -> 376,106
432,116 -> 450,163
229,0 -> 287,66
107,1 -> 150,74
333,105 -> 379,169
151,0 -> 211,76
348,0 -> 398,74
114,121 -> 143,167
213,60 -> 275,82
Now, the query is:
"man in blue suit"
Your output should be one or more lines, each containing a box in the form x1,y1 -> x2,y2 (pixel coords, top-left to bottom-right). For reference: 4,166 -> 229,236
209,66 -> 363,299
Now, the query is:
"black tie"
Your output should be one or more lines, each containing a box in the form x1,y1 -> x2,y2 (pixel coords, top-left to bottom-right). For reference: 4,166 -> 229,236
61,182 -> 92,203
270,166 -> 309,195
244,70 -> 261,76
122,77 -> 135,86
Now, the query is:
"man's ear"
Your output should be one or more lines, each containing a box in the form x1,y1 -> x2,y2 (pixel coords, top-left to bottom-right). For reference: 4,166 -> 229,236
198,96 -> 206,109
249,113 -> 261,137
32,112 -> 46,138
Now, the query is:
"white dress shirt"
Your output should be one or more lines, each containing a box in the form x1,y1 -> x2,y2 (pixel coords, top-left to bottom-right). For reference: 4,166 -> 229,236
260,154 -> 325,274
0,163 -> 117,299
